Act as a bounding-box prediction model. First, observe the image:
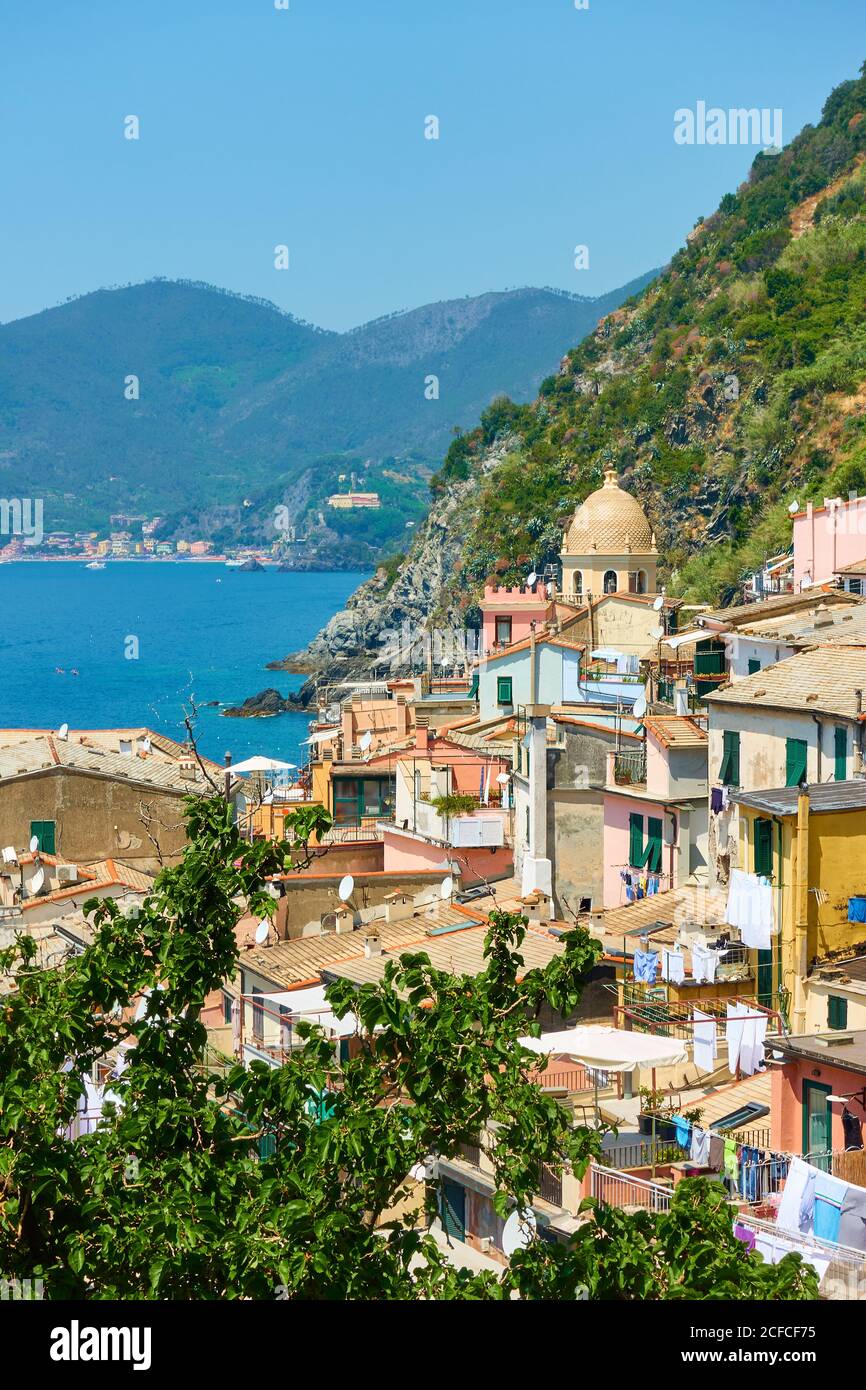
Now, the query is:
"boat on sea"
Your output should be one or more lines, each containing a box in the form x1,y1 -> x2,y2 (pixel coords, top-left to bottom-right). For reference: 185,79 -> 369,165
85,560 -> 106,570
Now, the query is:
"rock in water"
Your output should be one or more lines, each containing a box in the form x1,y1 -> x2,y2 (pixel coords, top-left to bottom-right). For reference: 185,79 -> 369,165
223,687 -> 291,718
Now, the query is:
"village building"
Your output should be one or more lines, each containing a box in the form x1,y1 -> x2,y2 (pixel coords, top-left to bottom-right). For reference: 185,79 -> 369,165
0,730 -> 226,869
601,714 -> 709,910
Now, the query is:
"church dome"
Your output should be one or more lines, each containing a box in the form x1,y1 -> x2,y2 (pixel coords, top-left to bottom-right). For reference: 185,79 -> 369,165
563,468 -> 655,555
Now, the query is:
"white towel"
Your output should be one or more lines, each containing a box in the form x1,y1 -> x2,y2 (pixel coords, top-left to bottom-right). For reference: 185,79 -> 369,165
726,1001 -> 746,1076
693,1008 -> 718,1075
662,948 -> 685,984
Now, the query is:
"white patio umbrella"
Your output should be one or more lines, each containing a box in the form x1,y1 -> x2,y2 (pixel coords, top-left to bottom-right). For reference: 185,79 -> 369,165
229,756 -> 297,774
519,1026 -> 688,1174
518,1025 -> 687,1073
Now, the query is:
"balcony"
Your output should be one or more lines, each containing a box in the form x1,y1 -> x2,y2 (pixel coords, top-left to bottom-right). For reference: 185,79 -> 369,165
612,749 -> 647,787
401,800 -> 510,849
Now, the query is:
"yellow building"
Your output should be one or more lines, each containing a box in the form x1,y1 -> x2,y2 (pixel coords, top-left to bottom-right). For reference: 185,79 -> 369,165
731,782 -> 866,1033
560,468 -> 658,602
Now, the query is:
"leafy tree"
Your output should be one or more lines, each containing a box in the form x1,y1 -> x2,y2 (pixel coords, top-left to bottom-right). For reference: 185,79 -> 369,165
0,798 -> 818,1300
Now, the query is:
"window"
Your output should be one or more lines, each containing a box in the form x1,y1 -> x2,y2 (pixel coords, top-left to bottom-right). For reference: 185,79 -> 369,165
747,658 -> 761,675
29,820 -> 56,854
494,616 -> 512,647
333,776 -> 394,825
603,569 -> 617,594
628,813 -> 662,871
252,986 -> 264,1043
497,676 -> 513,705
719,731 -> 740,787
222,991 -> 234,1025
835,725 -> 847,783
785,737 -> 808,788
849,578 -> 863,596
828,995 -> 848,1030
573,570 -> 583,596
628,570 -> 647,595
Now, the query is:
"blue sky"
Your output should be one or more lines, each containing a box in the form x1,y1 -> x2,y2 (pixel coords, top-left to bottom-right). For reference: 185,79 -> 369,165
3,0 -> 866,330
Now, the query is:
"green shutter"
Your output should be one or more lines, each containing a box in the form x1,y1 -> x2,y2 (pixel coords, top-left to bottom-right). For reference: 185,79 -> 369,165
30,821 -> 56,854
757,949 -> 773,1007
835,726 -> 847,783
629,813 -> 644,868
720,730 -> 740,786
785,737 -> 808,788
828,995 -> 848,1030
748,658 -> 761,675
754,818 -> 773,877
497,676 -> 513,705
645,817 -> 663,873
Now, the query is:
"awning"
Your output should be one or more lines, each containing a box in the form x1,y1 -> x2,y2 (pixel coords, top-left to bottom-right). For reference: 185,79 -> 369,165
518,1025 -> 687,1073
303,728 -> 341,745
590,647 -> 625,662
663,628 -> 706,650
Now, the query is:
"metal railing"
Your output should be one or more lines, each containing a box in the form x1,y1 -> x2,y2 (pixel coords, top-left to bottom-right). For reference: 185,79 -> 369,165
538,1163 -> 564,1207
735,1211 -> 866,1300
589,1162 -> 672,1212
319,816 -> 383,843
613,749 -> 647,786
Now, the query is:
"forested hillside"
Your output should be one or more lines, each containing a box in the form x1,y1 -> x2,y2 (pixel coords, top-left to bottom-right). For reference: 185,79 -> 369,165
428,61 -> 866,606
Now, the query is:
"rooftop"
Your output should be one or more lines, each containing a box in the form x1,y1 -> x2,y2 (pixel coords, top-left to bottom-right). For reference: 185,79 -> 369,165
641,715 -> 708,749
0,736 -> 218,794
774,1030 -> 866,1076
730,779 -> 866,817
563,468 -> 656,556
705,643 -> 866,719
700,586 -> 856,630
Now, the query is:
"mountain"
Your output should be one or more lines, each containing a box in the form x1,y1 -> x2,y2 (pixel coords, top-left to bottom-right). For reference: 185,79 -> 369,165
284,60 -> 866,689
0,274 -> 655,563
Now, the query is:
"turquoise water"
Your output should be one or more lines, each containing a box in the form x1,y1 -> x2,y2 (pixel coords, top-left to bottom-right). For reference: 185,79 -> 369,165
0,563 -> 366,764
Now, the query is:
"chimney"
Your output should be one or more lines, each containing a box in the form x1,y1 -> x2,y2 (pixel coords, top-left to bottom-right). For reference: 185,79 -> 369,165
364,932 -> 381,958
415,718 -> 430,754
334,906 -> 354,934
383,890 -> 413,923
674,687 -> 688,716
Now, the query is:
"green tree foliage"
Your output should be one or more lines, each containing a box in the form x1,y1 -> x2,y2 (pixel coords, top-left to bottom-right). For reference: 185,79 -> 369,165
0,799 -> 818,1300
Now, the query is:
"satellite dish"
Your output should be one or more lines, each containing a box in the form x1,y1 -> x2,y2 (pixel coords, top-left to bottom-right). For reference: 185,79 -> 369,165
254,921 -> 270,944
652,595 -> 664,611
31,867 -> 45,894
633,694 -> 647,718
502,1207 -> 537,1257
496,772 -> 509,784
788,500 -> 800,515
338,874 -> 355,902
29,835 -> 39,854
651,625 -> 665,640
440,875 -> 454,900
359,730 -> 372,751
526,571 -> 537,587
57,722 -> 69,740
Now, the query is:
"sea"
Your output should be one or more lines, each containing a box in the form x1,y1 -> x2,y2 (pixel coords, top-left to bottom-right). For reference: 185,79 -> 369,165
0,562 -> 367,766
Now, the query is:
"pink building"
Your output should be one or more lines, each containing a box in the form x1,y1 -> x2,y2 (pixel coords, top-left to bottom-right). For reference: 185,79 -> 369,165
480,581 -> 553,655
601,716 -> 709,909
792,494 -> 866,590
771,1033 -> 866,1157
378,723 -> 513,887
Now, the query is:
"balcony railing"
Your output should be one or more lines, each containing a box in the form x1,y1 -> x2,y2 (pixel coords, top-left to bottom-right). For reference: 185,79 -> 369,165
613,749 -> 647,786
538,1163 -> 564,1207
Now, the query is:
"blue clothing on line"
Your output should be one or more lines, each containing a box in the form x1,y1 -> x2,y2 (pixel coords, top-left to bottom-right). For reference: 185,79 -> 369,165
673,1115 -> 691,1150
632,949 -> 658,983
813,1172 -> 846,1243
